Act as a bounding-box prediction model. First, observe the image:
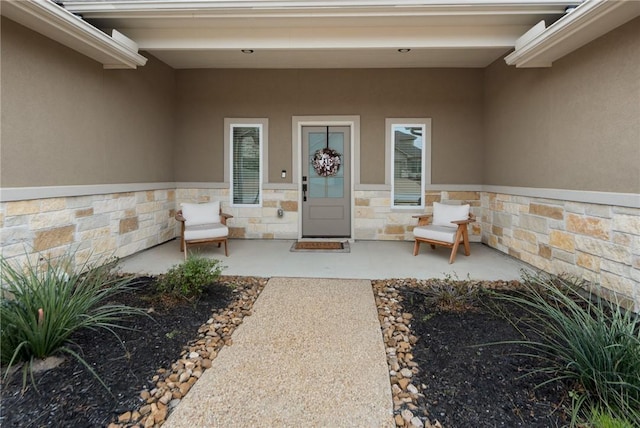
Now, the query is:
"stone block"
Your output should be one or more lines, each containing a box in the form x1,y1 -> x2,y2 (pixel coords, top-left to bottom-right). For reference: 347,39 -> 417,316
491,225 -> 503,237
2,226 -> 32,245
75,214 -> 111,235
370,198 -> 390,207
601,259 -> 630,278
529,203 -> 564,220
355,228 -> 377,239
280,200 -> 298,212
613,214 -> 640,235
355,198 -> 370,206
549,231 -> 575,252
448,191 -> 480,201
492,212 -> 512,229
29,211 -> 73,230
356,207 -> 376,219
518,214 -> 547,234
229,227 -> 246,238
34,225 -> 75,252
384,225 -> 405,235
424,194 -> 441,205
75,208 -> 94,218
576,252 -> 600,272
566,214 -> 610,240
40,198 -> 66,212
513,228 -> 537,244
600,272 -> 635,298
538,244 -> 552,260
263,200 -> 278,208
119,217 -> 139,234
6,200 -> 40,216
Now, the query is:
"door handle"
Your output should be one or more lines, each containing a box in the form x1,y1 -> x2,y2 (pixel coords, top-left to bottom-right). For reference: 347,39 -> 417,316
302,183 -> 307,201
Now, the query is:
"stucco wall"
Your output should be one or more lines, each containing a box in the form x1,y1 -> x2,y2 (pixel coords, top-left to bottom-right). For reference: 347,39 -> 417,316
174,68 -> 485,185
0,17 -> 176,187
484,17 -> 640,194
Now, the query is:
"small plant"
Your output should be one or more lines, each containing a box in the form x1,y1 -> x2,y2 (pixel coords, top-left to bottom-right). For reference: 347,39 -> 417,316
408,274 -> 481,312
492,272 -> 640,426
156,255 -> 224,299
0,249 -> 145,390
584,407 -> 636,428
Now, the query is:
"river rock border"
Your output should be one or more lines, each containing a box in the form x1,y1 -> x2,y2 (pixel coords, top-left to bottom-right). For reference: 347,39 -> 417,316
108,276 -> 268,428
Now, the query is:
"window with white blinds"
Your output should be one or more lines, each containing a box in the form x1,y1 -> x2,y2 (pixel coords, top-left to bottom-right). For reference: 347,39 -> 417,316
386,119 -> 431,209
230,124 -> 262,206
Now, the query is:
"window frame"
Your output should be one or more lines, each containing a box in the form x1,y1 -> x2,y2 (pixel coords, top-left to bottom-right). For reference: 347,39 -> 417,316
224,118 -> 268,208
385,118 -> 432,210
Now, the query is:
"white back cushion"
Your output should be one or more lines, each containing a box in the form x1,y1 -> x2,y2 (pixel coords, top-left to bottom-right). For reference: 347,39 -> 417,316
432,202 -> 470,227
181,201 -> 220,227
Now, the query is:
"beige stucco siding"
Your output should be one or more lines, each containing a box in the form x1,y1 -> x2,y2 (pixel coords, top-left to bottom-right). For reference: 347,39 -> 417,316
0,17 -> 176,188
484,17 -> 640,194
174,68 -> 484,185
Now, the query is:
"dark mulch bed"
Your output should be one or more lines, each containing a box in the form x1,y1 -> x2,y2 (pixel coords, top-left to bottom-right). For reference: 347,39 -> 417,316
0,276 -> 233,428
399,287 -> 569,427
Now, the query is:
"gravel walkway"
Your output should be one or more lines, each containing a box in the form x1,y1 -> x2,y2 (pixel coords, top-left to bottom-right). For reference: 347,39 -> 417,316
163,277 -> 395,427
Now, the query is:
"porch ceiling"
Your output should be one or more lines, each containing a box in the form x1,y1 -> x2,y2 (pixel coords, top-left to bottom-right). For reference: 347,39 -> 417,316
61,0 -> 579,69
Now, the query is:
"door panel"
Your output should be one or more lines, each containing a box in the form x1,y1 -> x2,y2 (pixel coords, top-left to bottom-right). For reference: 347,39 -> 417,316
302,126 -> 350,237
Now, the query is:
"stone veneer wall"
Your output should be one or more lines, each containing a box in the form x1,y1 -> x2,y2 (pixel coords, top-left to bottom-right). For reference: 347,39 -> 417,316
354,190 -> 482,241
176,188 -> 300,240
482,193 -> 640,311
0,189 -> 177,266
2,186 -> 637,310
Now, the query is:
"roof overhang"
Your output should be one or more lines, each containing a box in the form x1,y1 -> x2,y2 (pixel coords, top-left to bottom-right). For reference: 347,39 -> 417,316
60,0 -> 578,69
1,0 -> 148,69
506,0 -> 640,67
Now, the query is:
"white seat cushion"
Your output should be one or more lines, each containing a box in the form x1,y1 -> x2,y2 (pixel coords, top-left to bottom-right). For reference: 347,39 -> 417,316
432,202 -> 470,227
413,225 -> 457,244
184,223 -> 228,241
181,202 -> 221,227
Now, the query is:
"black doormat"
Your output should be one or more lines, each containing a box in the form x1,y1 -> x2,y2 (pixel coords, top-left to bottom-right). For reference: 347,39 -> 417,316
290,241 -> 350,253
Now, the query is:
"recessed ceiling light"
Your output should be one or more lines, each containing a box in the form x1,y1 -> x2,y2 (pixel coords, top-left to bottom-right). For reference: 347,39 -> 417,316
398,49 -> 411,53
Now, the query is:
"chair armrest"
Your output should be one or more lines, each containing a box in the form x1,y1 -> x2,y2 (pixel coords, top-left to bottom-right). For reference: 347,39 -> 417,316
175,210 -> 186,222
451,213 -> 476,226
220,212 -> 233,225
412,214 -> 432,226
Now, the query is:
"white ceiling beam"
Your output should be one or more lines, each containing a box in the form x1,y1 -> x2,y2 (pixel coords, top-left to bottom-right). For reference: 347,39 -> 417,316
125,25 -> 526,50
1,0 -> 148,69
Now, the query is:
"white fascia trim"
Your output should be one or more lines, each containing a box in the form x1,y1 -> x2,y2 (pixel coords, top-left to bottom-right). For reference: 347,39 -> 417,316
505,0 -> 640,68
65,0 -> 574,17
1,0 -> 147,69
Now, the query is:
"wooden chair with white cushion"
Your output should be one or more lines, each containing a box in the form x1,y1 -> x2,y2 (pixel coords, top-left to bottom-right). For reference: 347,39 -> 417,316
175,201 -> 233,259
412,201 -> 476,264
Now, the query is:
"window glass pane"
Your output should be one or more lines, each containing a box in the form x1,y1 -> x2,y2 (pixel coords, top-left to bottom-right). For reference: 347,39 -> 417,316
232,126 -> 261,205
393,125 -> 423,207
308,131 -> 344,199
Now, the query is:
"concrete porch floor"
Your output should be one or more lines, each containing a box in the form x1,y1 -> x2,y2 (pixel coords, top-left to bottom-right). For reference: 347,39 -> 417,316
118,239 -> 531,281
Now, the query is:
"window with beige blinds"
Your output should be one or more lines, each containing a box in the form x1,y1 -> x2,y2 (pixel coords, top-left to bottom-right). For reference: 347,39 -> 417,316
231,124 -> 262,206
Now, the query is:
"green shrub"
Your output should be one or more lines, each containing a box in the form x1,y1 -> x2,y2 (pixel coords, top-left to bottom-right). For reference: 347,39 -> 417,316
1,249 -> 145,390
492,272 -> 640,425
156,255 -> 224,299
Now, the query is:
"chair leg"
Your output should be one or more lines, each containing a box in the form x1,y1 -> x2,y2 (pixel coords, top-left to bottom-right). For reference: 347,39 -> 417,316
449,228 -> 464,264
413,240 -> 420,256
462,228 -> 471,256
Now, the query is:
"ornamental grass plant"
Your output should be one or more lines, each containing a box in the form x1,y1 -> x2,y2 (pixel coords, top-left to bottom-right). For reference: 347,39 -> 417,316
0,249 -> 146,390
492,272 -> 640,426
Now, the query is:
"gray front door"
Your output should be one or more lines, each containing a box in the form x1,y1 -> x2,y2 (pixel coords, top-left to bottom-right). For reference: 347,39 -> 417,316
302,126 -> 350,237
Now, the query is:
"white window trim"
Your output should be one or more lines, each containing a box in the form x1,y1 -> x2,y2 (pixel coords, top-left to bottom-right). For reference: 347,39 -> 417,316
385,118 -> 432,209
224,118 -> 269,207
